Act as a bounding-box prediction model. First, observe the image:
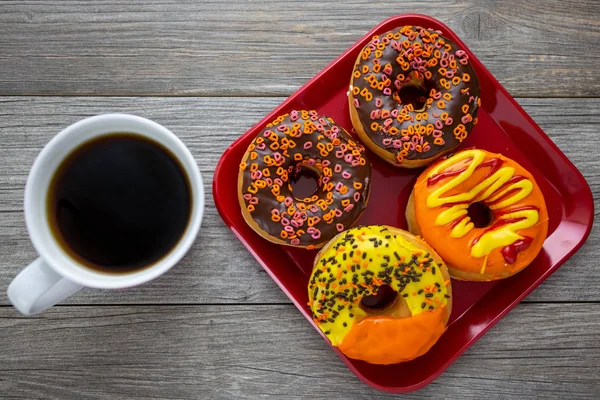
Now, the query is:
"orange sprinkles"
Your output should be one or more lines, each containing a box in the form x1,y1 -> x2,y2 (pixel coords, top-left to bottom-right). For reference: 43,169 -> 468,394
308,226 -> 451,346
239,110 -> 371,248
350,25 -> 480,165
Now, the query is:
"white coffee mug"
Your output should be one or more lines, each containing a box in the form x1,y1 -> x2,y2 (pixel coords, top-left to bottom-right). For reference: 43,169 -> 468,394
8,114 -> 204,316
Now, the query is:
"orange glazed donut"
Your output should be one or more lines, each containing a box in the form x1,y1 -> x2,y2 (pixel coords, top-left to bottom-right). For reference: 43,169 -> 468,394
239,110 -> 371,249
308,226 -> 452,365
349,25 -> 480,168
406,149 -> 549,281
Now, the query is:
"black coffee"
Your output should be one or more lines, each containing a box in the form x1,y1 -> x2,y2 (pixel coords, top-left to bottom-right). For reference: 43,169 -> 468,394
47,134 -> 192,273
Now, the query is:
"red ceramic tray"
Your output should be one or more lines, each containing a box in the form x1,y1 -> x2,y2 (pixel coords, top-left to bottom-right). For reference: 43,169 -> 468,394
213,14 -> 594,393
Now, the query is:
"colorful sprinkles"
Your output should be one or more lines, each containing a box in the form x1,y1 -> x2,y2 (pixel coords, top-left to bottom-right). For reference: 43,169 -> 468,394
350,25 -> 480,164
239,110 -> 371,247
307,226 -> 450,345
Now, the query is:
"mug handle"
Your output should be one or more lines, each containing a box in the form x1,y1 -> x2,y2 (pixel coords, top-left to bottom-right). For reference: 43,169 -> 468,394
7,258 -> 83,316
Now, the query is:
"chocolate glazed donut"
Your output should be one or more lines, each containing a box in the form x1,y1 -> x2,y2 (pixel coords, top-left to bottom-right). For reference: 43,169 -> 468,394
349,25 -> 481,168
238,110 -> 372,249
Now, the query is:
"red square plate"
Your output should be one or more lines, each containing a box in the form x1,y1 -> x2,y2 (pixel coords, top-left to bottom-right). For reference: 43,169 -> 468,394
213,14 -> 594,393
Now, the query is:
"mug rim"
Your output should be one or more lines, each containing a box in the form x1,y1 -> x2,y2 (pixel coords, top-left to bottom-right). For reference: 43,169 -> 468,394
24,113 -> 204,289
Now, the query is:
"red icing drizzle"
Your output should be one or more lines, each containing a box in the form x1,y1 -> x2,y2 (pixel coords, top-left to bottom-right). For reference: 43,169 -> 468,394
449,215 -> 468,228
426,157 -> 503,187
501,237 -> 533,264
427,166 -> 467,186
471,216 -> 527,247
478,157 -> 503,179
486,176 -> 527,205
469,205 -> 539,257
494,205 -> 539,218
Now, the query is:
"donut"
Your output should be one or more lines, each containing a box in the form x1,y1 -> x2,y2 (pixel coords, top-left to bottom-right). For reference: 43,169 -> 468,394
238,110 -> 371,249
406,149 -> 549,281
348,25 -> 481,168
308,225 -> 452,365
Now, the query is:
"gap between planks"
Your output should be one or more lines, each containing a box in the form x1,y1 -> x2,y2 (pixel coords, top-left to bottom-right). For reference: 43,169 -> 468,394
0,94 -> 599,99
0,300 -> 597,308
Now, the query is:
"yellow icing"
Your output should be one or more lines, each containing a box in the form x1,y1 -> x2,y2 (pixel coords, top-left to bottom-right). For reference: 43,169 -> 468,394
425,149 -> 539,258
435,204 -> 468,225
471,209 -> 539,258
487,179 -> 533,209
451,216 -> 474,238
307,226 -> 449,346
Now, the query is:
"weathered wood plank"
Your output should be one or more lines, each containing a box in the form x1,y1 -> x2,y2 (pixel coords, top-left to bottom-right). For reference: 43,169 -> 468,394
0,96 -> 597,305
0,0 -> 598,97
0,304 -> 598,399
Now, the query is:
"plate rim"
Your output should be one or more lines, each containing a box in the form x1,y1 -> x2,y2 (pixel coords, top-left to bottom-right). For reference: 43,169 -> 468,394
212,13 -> 595,393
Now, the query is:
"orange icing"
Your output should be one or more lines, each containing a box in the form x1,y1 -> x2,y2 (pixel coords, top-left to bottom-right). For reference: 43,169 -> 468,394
338,308 -> 446,365
413,149 -> 548,277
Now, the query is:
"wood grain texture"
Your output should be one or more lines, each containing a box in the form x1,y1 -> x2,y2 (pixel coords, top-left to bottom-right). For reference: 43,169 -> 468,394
0,0 -> 599,97
0,304 -> 598,399
0,96 -> 597,305
1,1 -> 598,397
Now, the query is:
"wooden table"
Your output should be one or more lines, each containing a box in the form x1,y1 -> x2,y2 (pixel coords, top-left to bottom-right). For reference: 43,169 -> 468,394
1,1 -> 598,398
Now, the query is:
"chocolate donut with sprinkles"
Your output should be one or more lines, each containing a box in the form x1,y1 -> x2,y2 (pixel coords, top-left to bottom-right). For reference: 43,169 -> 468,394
238,110 -> 371,249
349,25 -> 481,168
308,225 -> 452,365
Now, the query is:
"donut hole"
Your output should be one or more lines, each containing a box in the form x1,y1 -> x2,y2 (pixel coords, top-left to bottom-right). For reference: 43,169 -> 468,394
398,85 -> 428,112
360,285 -> 398,312
290,165 -> 320,200
467,202 -> 494,228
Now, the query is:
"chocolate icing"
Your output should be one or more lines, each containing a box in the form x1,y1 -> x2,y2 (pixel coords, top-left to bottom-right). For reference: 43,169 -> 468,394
350,25 -> 481,164
239,110 -> 371,247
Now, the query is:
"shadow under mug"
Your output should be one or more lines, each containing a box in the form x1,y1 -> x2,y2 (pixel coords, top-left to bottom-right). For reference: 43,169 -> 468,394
7,114 -> 204,316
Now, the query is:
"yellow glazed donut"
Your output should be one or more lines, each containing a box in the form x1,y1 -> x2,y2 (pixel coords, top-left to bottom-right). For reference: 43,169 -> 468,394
308,225 -> 452,365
